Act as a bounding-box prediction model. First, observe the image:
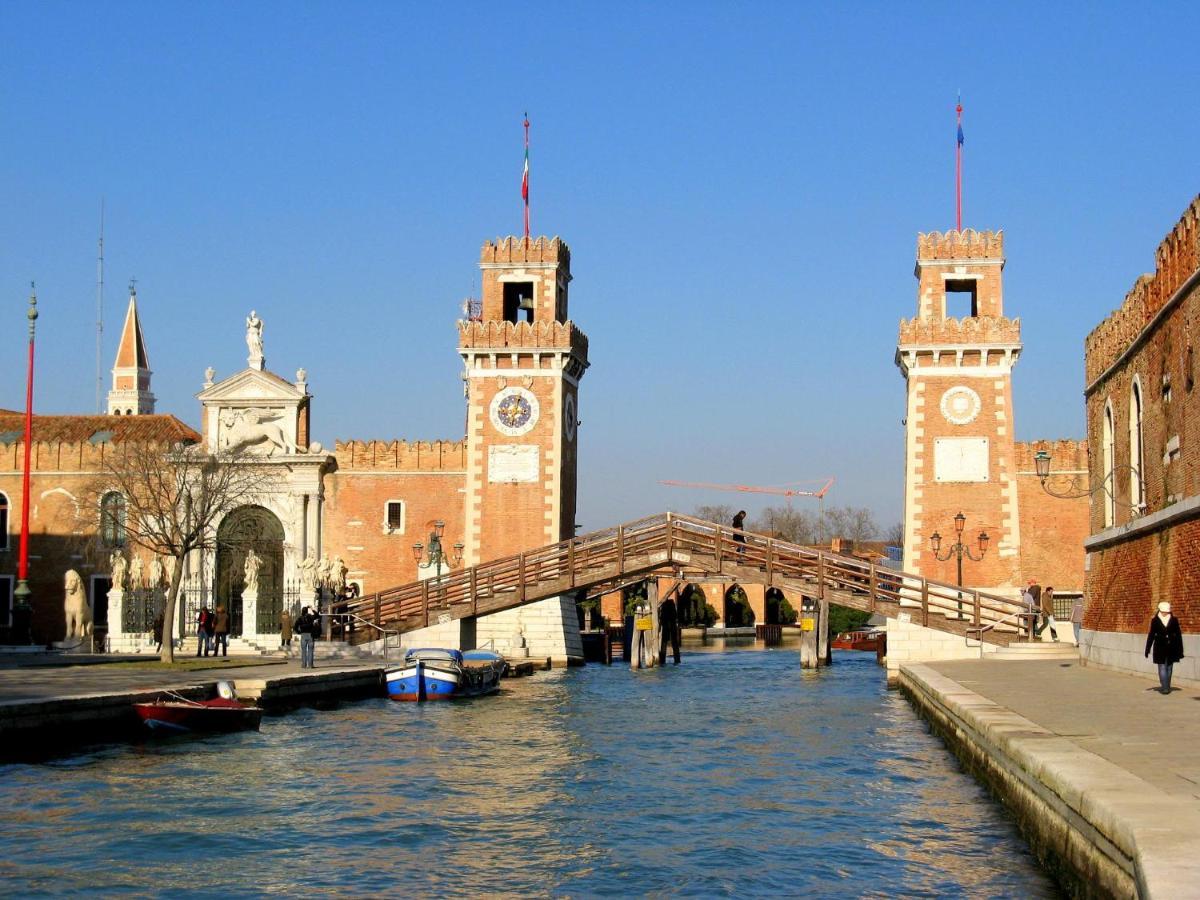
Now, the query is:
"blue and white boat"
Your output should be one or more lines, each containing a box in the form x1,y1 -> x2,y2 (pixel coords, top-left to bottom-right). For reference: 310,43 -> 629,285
385,648 -> 506,702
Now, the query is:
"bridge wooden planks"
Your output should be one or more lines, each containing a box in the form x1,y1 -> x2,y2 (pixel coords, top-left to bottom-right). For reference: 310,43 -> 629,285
344,512 -> 1027,648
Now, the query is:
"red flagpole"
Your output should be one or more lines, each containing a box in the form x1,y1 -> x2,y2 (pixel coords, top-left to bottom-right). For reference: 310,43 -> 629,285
523,114 -> 530,239
13,284 -> 38,635
955,96 -> 963,231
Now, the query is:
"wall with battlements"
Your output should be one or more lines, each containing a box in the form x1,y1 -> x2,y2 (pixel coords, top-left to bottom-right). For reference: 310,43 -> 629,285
1081,197 -> 1200,673
1014,440 -> 1089,592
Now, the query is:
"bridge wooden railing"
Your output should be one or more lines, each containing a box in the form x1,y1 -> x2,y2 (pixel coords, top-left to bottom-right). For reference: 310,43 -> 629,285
343,512 -> 1030,646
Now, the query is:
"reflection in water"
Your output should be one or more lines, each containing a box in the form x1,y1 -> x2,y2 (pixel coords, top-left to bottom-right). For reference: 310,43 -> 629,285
0,652 -> 1058,897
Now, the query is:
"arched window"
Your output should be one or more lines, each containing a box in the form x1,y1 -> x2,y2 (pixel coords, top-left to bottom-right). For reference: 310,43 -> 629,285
1129,378 -> 1144,512
0,491 -> 9,550
1102,400 -> 1115,528
100,492 -> 127,548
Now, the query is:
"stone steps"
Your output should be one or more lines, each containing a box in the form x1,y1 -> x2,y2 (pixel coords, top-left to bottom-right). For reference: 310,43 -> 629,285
990,641 -> 1078,661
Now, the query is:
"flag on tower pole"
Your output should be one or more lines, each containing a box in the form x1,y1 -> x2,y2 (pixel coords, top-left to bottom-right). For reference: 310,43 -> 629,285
955,94 -> 964,231
522,114 -> 530,239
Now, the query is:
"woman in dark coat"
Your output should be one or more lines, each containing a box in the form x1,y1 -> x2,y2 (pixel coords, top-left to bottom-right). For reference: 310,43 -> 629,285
1145,601 -> 1184,694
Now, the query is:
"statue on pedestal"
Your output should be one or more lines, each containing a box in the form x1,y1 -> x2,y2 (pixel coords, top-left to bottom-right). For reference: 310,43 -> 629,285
130,556 -> 144,588
298,550 -> 318,594
330,555 -> 347,597
244,548 -> 262,595
317,555 -> 333,592
64,570 -> 92,641
110,551 -> 127,591
246,310 -> 264,369
150,557 -> 164,589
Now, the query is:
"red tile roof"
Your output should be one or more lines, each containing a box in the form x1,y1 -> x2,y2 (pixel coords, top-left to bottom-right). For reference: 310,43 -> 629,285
0,412 -> 200,444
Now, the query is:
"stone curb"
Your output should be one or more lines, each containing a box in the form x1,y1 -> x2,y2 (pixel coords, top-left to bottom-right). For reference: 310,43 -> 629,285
900,662 -> 1200,899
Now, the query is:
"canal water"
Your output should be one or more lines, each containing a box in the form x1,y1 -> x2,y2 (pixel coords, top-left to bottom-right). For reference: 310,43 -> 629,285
0,648 -> 1058,897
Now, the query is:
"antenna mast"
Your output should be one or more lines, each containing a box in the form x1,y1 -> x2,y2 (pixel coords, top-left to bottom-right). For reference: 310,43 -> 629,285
95,199 -> 105,413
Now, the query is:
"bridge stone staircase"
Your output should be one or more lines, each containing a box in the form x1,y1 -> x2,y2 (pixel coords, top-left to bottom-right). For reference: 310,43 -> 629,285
346,513 -> 1031,648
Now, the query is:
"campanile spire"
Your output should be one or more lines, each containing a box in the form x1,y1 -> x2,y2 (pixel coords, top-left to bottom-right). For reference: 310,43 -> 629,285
106,282 -> 156,415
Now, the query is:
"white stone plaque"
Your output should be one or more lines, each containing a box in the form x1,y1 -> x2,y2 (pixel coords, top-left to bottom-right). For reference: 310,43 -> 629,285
488,445 -> 540,484
934,437 -> 990,482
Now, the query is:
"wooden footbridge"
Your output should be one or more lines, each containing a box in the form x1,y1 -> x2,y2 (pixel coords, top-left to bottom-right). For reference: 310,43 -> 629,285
344,513 -> 1030,647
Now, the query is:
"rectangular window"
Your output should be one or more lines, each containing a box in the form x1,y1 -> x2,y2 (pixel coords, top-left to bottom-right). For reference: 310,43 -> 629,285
944,278 -> 979,318
502,282 -> 535,324
384,500 -> 406,534
0,575 -> 12,628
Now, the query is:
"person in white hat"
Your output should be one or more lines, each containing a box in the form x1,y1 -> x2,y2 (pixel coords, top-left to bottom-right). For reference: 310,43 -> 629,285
1145,601 -> 1184,694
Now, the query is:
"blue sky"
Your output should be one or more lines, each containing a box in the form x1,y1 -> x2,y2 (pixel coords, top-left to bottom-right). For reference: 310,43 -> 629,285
3,2 -> 1198,532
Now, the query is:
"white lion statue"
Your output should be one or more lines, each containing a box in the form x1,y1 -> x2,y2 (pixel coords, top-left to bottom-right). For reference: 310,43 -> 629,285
64,569 -> 92,641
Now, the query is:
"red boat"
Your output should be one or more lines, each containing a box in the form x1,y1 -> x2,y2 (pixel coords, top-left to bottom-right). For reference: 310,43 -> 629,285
134,682 -> 263,734
831,629 -> 884,652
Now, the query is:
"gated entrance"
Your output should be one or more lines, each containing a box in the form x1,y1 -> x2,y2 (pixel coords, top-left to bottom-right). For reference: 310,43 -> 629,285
215,505 -> 285,636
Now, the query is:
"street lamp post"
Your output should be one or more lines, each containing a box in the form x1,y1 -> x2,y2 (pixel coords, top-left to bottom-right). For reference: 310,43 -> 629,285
412,520 -> 464,581
12,286 -> 39,644
929,511 -> 990,619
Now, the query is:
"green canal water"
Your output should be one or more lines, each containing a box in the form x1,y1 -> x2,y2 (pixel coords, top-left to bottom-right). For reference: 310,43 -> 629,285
0,648 -> 1058,897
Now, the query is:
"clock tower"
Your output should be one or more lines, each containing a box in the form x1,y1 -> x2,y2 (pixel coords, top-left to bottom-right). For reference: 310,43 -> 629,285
896,229 -> 1023,591
459,236 -> 589,566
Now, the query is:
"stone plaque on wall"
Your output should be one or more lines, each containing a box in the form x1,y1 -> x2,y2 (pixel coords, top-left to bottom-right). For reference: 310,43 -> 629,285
934,437 -> 989,482
488,445 -> 540,484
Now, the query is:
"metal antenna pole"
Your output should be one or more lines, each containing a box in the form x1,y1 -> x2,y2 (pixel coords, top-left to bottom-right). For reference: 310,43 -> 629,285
95,198 -> 105,413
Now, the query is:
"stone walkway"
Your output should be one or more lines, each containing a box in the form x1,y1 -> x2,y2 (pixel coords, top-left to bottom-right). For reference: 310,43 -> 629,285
929,658 -> 1200,801
0,654 -> 378,704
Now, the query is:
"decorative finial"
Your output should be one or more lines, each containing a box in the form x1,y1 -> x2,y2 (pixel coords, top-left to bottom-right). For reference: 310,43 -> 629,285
296,367 -> 307,384
204,366 -> 215,386
28,282 -> 38,335
129,276 -> 137,296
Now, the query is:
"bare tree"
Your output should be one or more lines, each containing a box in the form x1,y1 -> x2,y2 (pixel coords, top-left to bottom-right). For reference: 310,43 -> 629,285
885,521 -> 905,546
81,440 -> 276,662
823,505 -> 878,550
693,504 -> 737,527
751,505 -> 819,544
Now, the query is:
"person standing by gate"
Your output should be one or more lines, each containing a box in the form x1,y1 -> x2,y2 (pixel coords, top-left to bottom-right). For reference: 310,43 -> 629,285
212,604 -> 230,658
196,606 -> 213,657
296,606 -> 320,669
1145,601 -> 1184,694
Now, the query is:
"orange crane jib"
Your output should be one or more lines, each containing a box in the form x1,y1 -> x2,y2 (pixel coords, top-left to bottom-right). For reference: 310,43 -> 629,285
659,478 -> 834,499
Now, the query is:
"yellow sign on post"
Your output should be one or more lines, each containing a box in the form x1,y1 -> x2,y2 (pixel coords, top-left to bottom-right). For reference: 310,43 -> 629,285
635,616 -> 653,632
800,618 -> 815,632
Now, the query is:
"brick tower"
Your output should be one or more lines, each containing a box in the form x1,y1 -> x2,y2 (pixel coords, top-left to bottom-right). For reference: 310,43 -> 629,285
896,229 -> 1022,591
107,285 -> 156,416
459,236 -> 589,566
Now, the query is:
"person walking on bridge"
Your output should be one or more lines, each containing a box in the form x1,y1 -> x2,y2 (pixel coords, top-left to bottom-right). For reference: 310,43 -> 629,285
1145,601 -> 1184,694
732,510 -> 747,555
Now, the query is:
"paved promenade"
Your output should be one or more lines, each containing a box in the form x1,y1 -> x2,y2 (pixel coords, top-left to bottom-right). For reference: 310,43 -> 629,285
0,655 -> 379,704
902,657 -> 1200,898
930,658 -> 1200,800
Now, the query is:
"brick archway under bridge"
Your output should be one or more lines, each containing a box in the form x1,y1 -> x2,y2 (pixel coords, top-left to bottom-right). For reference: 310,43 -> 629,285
599,576 -> 798,628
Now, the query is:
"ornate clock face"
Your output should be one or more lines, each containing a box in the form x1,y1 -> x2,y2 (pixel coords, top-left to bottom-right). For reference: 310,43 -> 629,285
490,387 -> 539,437
564,394 -> 577,442
940,385 -> 982,425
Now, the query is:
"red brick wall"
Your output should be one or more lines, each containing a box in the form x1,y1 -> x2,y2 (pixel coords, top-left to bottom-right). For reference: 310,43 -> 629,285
1083,196 -> 1200,635
1014,440 -> 1089,591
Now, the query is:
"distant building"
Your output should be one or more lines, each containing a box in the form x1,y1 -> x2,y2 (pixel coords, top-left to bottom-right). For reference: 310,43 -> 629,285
1081,196 -> 1199,679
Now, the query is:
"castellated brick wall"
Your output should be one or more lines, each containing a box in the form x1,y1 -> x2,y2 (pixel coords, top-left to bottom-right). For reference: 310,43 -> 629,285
323,440 -> 467,594
1083,197 -> 1200,639
1013,440 -> 1089,591
1085,195 -> 1200,385
458,320 -> 589,357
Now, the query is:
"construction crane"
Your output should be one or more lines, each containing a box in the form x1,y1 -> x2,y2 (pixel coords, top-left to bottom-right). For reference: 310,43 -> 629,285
660,477 -> 836,538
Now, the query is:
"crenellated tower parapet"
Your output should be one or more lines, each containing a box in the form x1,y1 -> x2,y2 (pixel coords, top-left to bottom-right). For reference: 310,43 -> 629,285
1015,439 -> 1089,473
917,228 -> 1005,261
481,235 -> 570,268
1085,195 -> 1200,387
457,319 -> 589,357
